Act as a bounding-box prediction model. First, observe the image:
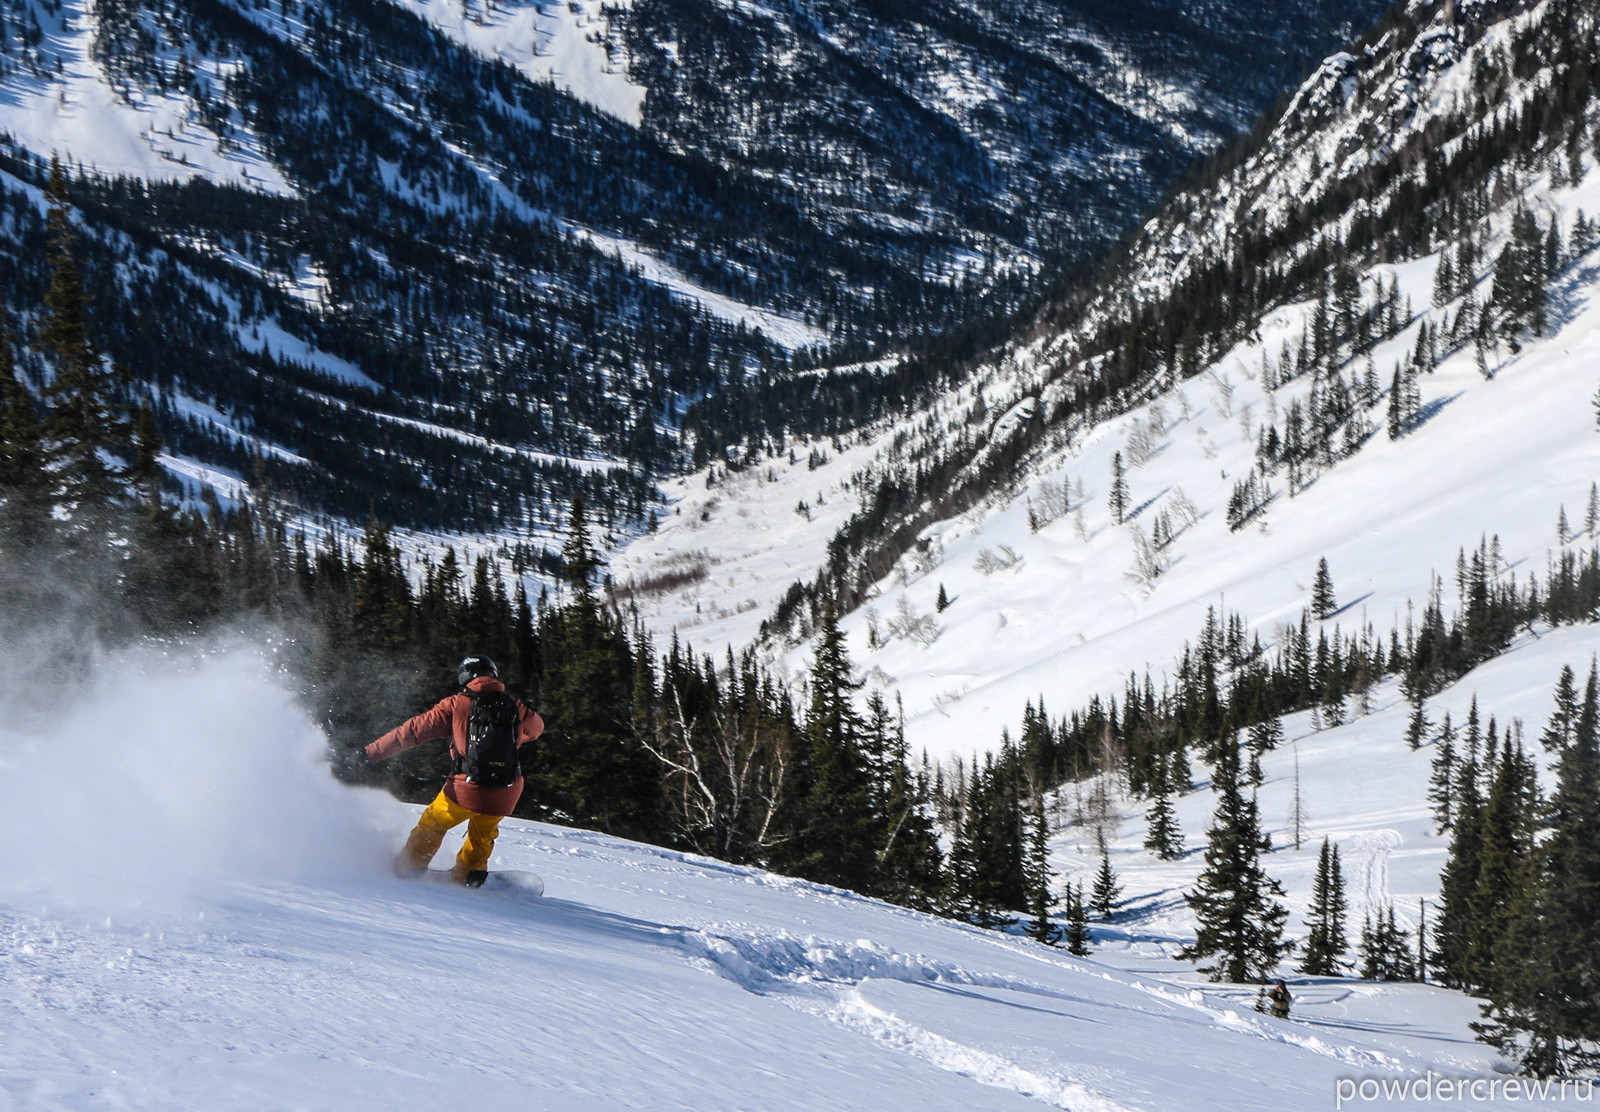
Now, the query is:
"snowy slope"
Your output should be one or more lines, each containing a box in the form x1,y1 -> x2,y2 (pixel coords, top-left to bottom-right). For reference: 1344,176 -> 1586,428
1,640 -> 1586,1111
0,0 -> 292,191
387,0 -> 646,125
613,21 -> 1600,763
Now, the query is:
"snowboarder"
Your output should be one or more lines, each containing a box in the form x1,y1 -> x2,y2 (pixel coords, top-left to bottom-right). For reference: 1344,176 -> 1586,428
354,656 -> 544,886
1268,979 -> 1292,1020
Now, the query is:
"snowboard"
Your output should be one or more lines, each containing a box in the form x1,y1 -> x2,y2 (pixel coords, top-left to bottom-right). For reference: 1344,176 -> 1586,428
421,869 -> 545,898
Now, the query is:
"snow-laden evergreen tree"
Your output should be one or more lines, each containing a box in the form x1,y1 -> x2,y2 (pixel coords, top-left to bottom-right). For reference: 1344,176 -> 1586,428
1299,838 -> 1348,976
1180,732 -> 1292,982
1091,848 -> 1122,919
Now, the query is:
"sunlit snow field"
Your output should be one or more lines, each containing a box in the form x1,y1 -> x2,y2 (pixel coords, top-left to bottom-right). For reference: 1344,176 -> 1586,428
1,639 -> 1590,1110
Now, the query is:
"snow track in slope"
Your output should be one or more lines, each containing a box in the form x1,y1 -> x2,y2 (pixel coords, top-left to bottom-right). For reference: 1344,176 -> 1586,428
823,991 -> 1139,1112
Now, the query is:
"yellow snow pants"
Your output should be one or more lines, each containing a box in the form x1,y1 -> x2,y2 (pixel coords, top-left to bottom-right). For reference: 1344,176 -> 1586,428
398,791 -> 502,879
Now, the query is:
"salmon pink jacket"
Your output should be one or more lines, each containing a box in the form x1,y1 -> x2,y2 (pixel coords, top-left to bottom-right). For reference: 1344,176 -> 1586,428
365,675 -> 544,817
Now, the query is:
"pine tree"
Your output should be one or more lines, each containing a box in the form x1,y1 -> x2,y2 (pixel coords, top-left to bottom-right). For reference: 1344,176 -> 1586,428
0,328 -> 50,544
1024,793 -> 1060,944
1092,848 -> 1122,919
559,492 -> 604,596
1539,664 -> 1580,752
1475,660 -> 1600,1075
1311,558 -> 1337,620
799,601 -> 878,892
1108,451 -> 1130,524
1464,740 -> 1539,996
1428,713 -> 1457,833
1359,906 -> 1417,982
1062,881 -> 1093,956
35,156 -> 135,530
1404,698 -> 1433,751
1180,733 -> 1293,982
936,582 -> 950,612
1387,366 -> 1407,439
1492,206 -> 1548,346
1300,838 -> 1349,976
1144,784 -> 1183,860
874,697 -> 944,910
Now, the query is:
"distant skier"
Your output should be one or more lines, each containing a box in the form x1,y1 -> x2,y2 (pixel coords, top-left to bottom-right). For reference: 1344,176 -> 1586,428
1268,979 -> 1292,1020
355,656 -> 544,887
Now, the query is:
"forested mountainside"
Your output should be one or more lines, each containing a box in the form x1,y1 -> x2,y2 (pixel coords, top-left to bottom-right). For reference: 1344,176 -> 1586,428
0,0 -> 1386,542
765,0 -> 1600,631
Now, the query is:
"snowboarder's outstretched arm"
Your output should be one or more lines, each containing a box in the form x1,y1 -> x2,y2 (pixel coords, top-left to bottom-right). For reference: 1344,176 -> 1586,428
366,698 -> 458,763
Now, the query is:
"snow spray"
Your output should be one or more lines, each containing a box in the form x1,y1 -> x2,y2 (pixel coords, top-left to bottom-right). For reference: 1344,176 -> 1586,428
0,638 -> 384,904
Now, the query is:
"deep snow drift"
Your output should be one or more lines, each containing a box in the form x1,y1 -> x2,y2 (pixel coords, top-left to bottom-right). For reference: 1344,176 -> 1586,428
1,639 -> 1590,1110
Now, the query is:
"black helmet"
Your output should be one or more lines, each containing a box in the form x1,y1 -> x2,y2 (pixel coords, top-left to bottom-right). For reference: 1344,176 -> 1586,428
457,655 -> 498,688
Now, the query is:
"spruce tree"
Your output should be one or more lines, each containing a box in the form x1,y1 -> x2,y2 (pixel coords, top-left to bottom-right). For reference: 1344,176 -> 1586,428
1299,838 -> 1348,976
1311,557 -> 1337,620
559,492 -> 604,597
1024,794 -> 1060,945
1463,740 -> 1538,995
1180,733 -> 1293,982
1428,713 -> 1457,833
1476,661 -> 1600,1075
35,156 -> 134,529
0,329 -> 50,544
1144,784 -> 1183,861
1108,451 -> 1129,525
1091,848 -> 1122,919
1404,698 -> 1432,751
1359,907 -> 1417,982
1539,664 -> 1580,752
874,696 -> 944,910
799,601 -> 878,893
1062,881 -> 1093,956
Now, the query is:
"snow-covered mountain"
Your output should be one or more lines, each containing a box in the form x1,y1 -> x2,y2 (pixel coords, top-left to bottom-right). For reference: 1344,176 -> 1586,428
1,636 -> 1588,1110
613,0 -> 1600,759
0,0 -> 1388,544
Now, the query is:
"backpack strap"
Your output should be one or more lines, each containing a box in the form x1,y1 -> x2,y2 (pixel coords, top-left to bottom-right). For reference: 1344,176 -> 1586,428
449,689 -> 474,776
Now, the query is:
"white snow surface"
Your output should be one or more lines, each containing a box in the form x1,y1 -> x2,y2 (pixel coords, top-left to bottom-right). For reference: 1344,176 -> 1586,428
0,0 -> 293,193
385,0 -> 646,126
615,148 -> 1600,765
1,638 -> 1587,1110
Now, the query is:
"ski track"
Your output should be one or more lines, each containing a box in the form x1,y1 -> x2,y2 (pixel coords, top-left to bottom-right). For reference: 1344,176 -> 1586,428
819,991 -> 1138,1112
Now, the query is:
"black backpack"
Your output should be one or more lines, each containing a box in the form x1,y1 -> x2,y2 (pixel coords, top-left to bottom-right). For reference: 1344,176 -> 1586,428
455,689 -> 521,788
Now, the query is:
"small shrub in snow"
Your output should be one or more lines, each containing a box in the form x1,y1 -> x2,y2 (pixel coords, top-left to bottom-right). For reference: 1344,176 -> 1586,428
973,546 -> 1023,574
885,596 -> 941,646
